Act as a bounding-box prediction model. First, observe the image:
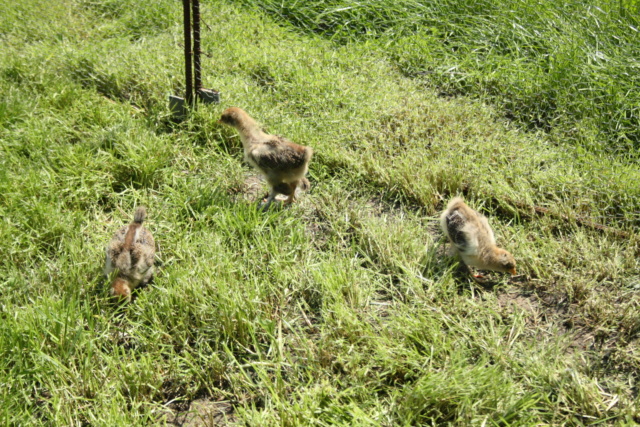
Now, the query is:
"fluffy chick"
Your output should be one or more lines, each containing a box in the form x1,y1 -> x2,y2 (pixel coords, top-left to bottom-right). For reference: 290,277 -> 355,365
440,197 -> 516,276
104,206 -> 155,302
219,107 -> 312,210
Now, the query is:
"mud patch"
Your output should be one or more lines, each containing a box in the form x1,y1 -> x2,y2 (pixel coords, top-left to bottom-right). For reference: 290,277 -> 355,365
236,172 -> 308,205
237,173 -> 265,202
497,291 -> 544,325
496,288 -> 603,354
164,399 -> 236,426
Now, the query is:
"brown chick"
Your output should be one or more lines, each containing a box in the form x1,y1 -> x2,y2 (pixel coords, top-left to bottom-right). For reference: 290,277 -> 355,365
219,107 -> 313,210
440,197 -> 516,276
104,206 -> 155,302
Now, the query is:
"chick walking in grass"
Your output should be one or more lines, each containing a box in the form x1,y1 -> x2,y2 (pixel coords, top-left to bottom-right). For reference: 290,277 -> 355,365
440,197 -> 516,278
219,107 -> 313,210
104,206 -> 155,302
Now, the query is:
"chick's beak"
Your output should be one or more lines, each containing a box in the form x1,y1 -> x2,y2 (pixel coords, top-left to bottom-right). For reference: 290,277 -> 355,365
509,267 -> 517,276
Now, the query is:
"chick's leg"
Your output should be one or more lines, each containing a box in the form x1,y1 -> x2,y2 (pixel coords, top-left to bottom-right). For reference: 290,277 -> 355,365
261,188 -> 278,211
283,181 -> 299,205
468,267 -> 491,284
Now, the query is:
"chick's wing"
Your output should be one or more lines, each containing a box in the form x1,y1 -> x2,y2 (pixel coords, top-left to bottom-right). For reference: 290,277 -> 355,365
248,136 -> 308,172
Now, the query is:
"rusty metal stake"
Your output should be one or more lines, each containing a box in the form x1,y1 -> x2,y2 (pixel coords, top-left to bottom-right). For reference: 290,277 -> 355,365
170,0 -> 219,119
192,0 -> 220,105
183,0 -> 193,107
192,0 -> 202,95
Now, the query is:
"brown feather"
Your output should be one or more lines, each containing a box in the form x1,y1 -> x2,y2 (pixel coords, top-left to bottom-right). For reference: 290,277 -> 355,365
220,107 -> 313,209
440,197 -> 516,275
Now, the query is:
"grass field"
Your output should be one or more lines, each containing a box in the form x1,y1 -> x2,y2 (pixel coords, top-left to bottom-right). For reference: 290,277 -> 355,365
0,0 -> 639,425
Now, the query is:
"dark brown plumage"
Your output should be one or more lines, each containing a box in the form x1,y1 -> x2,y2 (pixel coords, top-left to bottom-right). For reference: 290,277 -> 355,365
220,107 -> 312,209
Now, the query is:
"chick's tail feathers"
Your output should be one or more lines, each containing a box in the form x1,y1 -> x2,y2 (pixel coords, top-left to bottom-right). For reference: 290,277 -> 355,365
304,147 -> 313,163
133,206 -> 147,224
445,196 -> 465,211
299,177 -> 310,191
122,206 -> 146,253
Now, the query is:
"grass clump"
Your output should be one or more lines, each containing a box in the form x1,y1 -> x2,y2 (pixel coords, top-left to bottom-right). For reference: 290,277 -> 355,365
0,0 -> 638,425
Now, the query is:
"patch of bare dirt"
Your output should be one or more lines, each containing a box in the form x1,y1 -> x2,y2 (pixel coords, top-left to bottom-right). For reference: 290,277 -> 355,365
238,173 -> 265,202
495,287 -> 604,354
163,399 -> 236,427
237,172 -> 309,205
497,291 -> 545,326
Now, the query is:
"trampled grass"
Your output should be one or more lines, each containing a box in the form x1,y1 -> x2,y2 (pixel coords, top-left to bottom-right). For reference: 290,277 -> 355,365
0,0 -> 638,425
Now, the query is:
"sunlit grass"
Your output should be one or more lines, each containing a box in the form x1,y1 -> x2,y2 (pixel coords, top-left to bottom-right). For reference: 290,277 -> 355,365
0,0 -> 638,424
240,0 -> 640,154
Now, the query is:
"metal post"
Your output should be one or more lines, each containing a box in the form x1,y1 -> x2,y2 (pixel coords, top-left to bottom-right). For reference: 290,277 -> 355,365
170,0 -> 219,117
192,0 -> 202,96
182,0 -> 193,106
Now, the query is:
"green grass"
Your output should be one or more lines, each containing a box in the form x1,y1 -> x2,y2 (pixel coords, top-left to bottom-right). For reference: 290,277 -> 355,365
240,0 -> 640,154
0,0 -> 639,424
